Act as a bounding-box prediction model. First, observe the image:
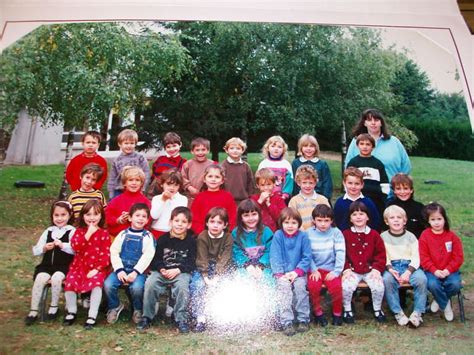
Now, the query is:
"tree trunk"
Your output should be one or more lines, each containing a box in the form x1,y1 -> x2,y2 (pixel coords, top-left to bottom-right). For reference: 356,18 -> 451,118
242,115 -> 249,162
211,138 -> 219,162
58,128 -> 75,200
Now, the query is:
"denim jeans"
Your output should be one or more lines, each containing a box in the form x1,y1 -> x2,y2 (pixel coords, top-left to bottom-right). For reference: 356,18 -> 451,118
276,276 -> 310,325
104,270 -> 146,311
425,271 -> 462,310
383,260 -> 427,314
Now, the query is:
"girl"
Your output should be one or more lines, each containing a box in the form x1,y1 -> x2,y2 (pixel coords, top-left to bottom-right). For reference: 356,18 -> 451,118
419,202 -> 464,322
190,164 -> 237,234
25,201 -> 76,325
292,134 -> 333,200
63,199 -> 110,329
191,207 -> 233,332
256,136 -> 294,201
342,201 -> 386,324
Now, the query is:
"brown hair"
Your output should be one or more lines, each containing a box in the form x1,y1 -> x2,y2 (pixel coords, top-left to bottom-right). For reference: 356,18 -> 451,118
129,203 -> 150,218
163,132 -> 182,146
117,129 -> 138,144
312,204 -> 334,220
205,207 -> 229,231
422,202 -> 450,231
82,130 -> 101,143
278,207 -> 302,229
356,133 -> 376,148
296,134 -> 320,158
159,168 -> 183,189
255,168 -> 276,184
391,173 -> 414,190
201,164 -> 225,191
235,199 -> 264,246
78,199 -> 106,228
348,201 -> 370,224
352,109 -> 391,140
50,201 -> 74,226
343,167 -> 364,183
80,163 -> 104,180
295,165 -> 318,184
170,206 -> 192,222
191,137 -> 210,151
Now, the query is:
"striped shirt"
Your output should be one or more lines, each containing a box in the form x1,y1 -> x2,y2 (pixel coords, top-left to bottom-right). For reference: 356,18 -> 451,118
289,192 -> 330,230
68,189 -> 107,220
306,226 -> 345,276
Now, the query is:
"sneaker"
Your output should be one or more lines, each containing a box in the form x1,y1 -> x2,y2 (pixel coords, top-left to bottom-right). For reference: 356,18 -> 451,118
106,303 -> 124,324
395,311 -> 409,326
430,300 -> 440,313
137,317 -> 152,331
177,321 -> 190,334
132,310 -> 142,324
332,315 -> 343,326
374,310 -> 386,323
443,301 -> 454,322
282,323 -> 296,336
296,322 -> 310,333
314,314 -> 328,327
194,322 -> 206,333
343,310 -> 355,324
408,311 -> 423,328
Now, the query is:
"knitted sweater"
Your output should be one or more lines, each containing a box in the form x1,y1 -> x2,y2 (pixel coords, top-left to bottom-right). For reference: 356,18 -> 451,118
151,154 -> 186,179
289,192 -> 330,230
291,157 -> 333,200
381,229 -> 420,272
386,197 -> 425,238
334,194 -> 381,232
343,227 -> 386,274
250,192 -> 286,232
150,230 -> 196,274
346,155 -> 389,196
181,158 -> 215,192
270,229 -> 312,276
221,159 -> 255,203
196,230 -> 233,277
68,189 -> 107,220
66,152 -> 108,191
257,158 -> 294,196
191,189 -> 237,234
150,192 -> 188,232
306,226 -> 345,276
419,228 -> 464,274
107,151 -> 150,196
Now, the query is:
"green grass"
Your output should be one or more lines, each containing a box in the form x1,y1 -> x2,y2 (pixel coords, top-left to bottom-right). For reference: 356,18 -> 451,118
0,153 -> 473,353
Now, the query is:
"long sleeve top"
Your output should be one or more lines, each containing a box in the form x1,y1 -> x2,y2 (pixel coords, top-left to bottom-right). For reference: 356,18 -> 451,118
306,226 -> 345,276
343,226 -> 386,274
181,158 -> 215,192
381,229 -> 420,272
221,159 -> 255,203
66,152 -> 108,191
419,228 -> 464,274
270,229 -> 312,276
232,226 -> 273,270
150,192 -> 188,232
346,155 -> 390,196
107,151 -> 150,196
291,157 -> 333,200
195,230 -> 233,277
334,194 -> 381,232
289,192 -> 330,230
191,189 -> 237,234
150,230 -> 196,274
151,154 -> 186,179
110,228 -> 155,274
386,197 -> 425,238
257,158 -> 294,196
32,225 -> 76,256
250,192 -> 286,232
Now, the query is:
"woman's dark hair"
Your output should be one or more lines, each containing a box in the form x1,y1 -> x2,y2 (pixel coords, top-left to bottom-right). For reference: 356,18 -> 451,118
50,200 -> 75,226
422,202 -> 450,231
352,108 -> 391,140
235,199 -> 264,247
78,199 -> 106,228
348,200 -> 370,225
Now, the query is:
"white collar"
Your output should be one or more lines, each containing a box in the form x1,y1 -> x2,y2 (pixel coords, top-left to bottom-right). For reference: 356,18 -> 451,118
343,192 -> 364,201
350,226 -> 371,234
226,156 -> 243,164
299,156 -> 319,163
208,231 -> 225,239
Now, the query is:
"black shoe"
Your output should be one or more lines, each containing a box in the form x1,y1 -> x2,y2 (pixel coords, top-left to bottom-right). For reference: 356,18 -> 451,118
47,306 -> 59,321
282,323 -> 296,336
314,314 -> 328,327
374,310 -> 386,323
63,312 -> 76,326
84,317 -> 96,330
296,322 -> 310,333
178,321 -> 190,334
194,322 -> 206,333
343,311 -> 355,324
24,314 -> 38,326
137,317 -> 152,331
332,315 -> 343,326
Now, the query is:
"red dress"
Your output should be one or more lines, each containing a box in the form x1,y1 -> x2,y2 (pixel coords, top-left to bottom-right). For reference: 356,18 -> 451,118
64,227 -> 110,293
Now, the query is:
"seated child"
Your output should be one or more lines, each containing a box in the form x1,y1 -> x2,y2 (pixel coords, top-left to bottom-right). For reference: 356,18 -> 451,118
381,205 -> 427,328
306,205 -> 345,327
419,202 -> 464,322
137,207 -> 196,333
270,207 -> 312,336
104,203 -> 155,325
250,168 -> 286,232
342,201 -> 386,324
289,165 -> 330,230
221,137 -> 255,205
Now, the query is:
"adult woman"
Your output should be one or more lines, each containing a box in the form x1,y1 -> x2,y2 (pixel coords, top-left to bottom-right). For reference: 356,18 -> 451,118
345,109 -> 411,183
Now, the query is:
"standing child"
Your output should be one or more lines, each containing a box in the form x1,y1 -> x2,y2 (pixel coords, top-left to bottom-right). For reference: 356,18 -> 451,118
191,207 -> 233,332
150,169 -> 188,239
66,131 -> 108,191
292,134 -> 333,200
104,203 -> 155,325
256,136 -> 294,201
63,200 -> 110,329
137,207 -> 196,333
250,168 -> 286,232
306,205 -> 345,327
270,208 -> 312,336
221,137 -> 255,205
419,203 -> 464,322
342,201 -> 386,324
381,205 -> 427,328
191,164 -> 237,234
108,129 -> 150,199
25,201 -> 76,325
289,165 -> 330,230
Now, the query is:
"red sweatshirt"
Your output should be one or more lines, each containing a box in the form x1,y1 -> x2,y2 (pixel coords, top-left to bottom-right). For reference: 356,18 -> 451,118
343,227 -> 386,274
250,192 -> 286,232
66,153 -> 108,191
419,228 -> 464,274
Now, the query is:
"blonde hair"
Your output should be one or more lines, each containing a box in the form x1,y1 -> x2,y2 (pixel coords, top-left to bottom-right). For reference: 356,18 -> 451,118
255,168 -> 276,184
383,205 -> 407,223
343,167 -> 363,183
295,165 -> 318,183
224,137 -> 247,152
118,129 -> 138,144
261,135 -> 288,157
296,134 -> 320,158
121,166 -> 146,186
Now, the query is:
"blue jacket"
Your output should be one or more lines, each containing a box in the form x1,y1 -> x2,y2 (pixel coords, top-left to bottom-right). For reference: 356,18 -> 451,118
270,230 -> 312,275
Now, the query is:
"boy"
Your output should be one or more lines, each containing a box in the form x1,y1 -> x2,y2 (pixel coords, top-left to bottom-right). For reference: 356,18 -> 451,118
289,165 -> 330,230
386,173 -> 424,238
105,166 -> 151,238
306,205 -> 345,327
250,168 -> 286,232
381,205 -> 427,328
221,137 -> 255,205
104,203 -> 155,324
181,137 -> 215,206
334,167 -> 381,232
68,163 -> 107,221
347,134 -> 389,215
66,130 -> 108,191
108,129 -> 150,199
137,207 -> 196,333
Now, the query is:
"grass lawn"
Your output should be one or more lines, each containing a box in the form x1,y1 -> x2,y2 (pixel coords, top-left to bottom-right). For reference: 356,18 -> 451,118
0,153 -> 472,353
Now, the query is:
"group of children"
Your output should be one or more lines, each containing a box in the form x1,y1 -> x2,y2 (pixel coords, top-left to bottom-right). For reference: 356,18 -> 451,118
25,129 -> 464,336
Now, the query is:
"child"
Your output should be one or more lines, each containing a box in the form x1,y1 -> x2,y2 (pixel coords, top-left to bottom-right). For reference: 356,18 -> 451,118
292,134 -> 333,200
256,136 -> 294,201
221,137 -> 255,205
25,201 -> 76,325
181,137 -> 215,206
106,166 -> 151,238
334,167 -> 381,232
250,168 -> 286,232
381,205 -> 427,327
68,163 -> 107,221
191,207 -> 233,332
66,130 -> 108,191
289,165 -> 330,230
419,202 -> 464,322
386,173 -> 424,238
190,164 -> 237,234
137,207 -> 196,333
270,207 -> 312,336
150,168 -> 188,239
347,134 -> 389,216
104,203 -> 155,324
108,129 -> 150,198
306,205 -> 345,327
63,200 -> 110,329
342,201 -> 386,324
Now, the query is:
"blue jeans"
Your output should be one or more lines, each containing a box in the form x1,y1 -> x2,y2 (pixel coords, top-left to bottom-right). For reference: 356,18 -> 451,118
383,260 -> 427,314
276,276 -> 310,325
425,271 -> 462,310
104,270 -> 146,311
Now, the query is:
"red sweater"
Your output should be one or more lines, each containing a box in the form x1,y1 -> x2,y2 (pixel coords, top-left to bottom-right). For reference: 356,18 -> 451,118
105,190 -> 151,237
343,227 -> 386,274
419,228 -> 464,274
151,155 -> 186,179
250,192 -> 286,232
191,189 -> 237,235
66,153 -> 108,191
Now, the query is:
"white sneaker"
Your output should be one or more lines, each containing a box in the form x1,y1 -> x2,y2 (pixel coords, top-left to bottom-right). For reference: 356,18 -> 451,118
408,311 -> 423,328
430,300 -> 439,313
443,301 -> 454,321
395,311 -> 409,326
165,304 -> 174,318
